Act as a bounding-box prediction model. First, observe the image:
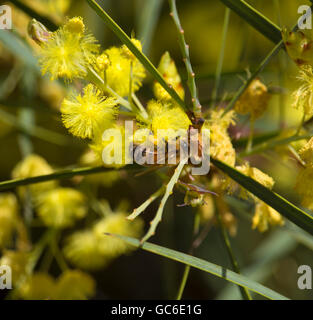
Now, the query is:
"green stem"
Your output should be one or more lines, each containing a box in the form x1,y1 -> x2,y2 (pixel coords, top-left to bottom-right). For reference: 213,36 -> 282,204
132,93 -> 148,119
87,67 -> 133,111
0,164 -> 142,192
211,8 -> 230,108
240,132 -> 313,157
0,106 -> 73,146
296,112 -> 306,136
50,231 -> 68,272
221,3 -> 313,117
168,0 -> 201,115
86,0 -> 187,111
222,40 -> 283,117
127,186 -> 164,220
246,119 -> 255,152
176,211 -> 201,300
215,205 -> 252,300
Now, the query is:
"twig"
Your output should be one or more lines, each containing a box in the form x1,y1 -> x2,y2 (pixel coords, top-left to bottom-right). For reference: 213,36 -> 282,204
176,211 -> 201,300
141,159 -> 187,243
215,205 -> 252,300
168,0 -> 201,115
127,186 -> 164,220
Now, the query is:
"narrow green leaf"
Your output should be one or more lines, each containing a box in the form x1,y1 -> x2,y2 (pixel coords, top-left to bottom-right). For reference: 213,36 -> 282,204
0,30 -> 38,71
219,0 -> 281,43
136,0 -> 164,54
109,233 -> 289,300
85,0 -> 187,112
211,158 -> 313,236
0,164 -> 143,191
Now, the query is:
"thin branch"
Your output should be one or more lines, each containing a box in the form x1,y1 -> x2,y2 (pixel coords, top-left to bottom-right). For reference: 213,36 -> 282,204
169,0 -> 201,115
215,204 -> 252,300
141,159 -> 187,243
127,186 -> 164,220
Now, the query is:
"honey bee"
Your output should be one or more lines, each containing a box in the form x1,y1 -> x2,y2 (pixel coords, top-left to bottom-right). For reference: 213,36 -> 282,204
132,113 -> 205,168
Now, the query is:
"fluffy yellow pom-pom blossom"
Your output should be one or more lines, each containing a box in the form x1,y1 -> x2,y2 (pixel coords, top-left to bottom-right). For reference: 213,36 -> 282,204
36,188 -> 87,228
0,193 -> 18,249
63,230 -> 108,270
53,270 -> 95,300
0,250 -> 29,284
121,38 -> 143,60
295,137 -> 313,209
103,44 -> 146,97
90,124 -> 132,168
202,109 -> 236,167
141,100 -> 191,141
234,79 -> 270,119
153,51 -> 185,101
64,204 -> 143,270
17,270 -> 95,300
223,162 -> 284,232
79,148 -> 121,187
225,163 -> 275,199
92,212 -> 143,258
252,201 -> 284,232
12,154 -> 57,198
61,84 -> 118,139
292,65 -> 313,119
37,17 -> 99,80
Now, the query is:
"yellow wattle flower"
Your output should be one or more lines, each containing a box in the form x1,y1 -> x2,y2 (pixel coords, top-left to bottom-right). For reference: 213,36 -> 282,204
144,100 -> 191,141
90,124 -> 131,168
292,65 -> 313,119
202,109 -> 236,167
17,273 -> 55,300
225,163 -> 274,199
92,212 -> 143,258
79,148 -> 121,187
17,270 -> 95,300
252,201 -> 284,232
104,46 -> 146,97
12,154 -> 57,198
36,188 -> 87,228
54,270 -> 95,300
64,16 -> 85,34
0,250 -> 29,284
299,137 -> 313,167
61,84 -> 118,139
295,166 -> 313,210
63,230 -> 107,270
121,38 -> 143,60
96,53 -> 111,72
37,17 -> 99,80
234,79 -> 270,119
153,51 -> 185,101
0,193 -> 18,249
